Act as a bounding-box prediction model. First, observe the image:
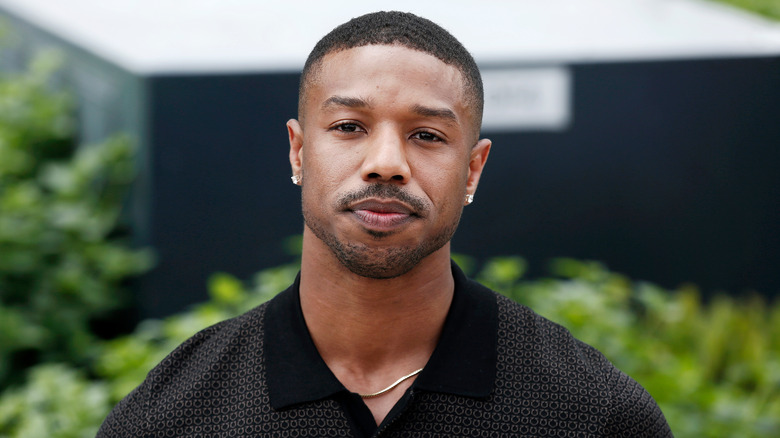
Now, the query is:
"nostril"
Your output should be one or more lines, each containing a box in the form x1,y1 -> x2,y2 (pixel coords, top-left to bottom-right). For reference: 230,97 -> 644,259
364,172 -> 407,182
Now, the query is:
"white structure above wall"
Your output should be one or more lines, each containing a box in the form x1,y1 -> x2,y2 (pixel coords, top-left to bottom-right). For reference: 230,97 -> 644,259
0,0 -> 779,74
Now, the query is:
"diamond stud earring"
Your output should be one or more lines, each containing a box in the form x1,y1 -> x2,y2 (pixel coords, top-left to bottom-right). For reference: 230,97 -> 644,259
465,194 -> 474,205
291,175 -> 301,185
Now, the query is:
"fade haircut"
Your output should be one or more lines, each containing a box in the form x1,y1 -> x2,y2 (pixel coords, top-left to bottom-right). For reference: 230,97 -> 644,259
299,11 -> 484,139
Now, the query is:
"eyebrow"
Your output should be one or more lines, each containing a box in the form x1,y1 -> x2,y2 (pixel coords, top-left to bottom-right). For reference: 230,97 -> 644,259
321,95 -> 372,110
411,104 -> 458,126
320,96 -> 459,126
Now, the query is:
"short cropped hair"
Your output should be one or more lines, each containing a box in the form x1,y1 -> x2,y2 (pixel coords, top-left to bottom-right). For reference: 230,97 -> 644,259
299,11 -> 484,139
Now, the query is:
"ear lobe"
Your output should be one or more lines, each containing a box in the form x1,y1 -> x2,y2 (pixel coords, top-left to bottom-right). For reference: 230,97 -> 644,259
465,138 -> 491,195
288,119 -> 304,175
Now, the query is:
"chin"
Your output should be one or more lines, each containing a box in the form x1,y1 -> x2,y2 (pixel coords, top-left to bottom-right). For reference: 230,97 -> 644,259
304,205 -> 459,279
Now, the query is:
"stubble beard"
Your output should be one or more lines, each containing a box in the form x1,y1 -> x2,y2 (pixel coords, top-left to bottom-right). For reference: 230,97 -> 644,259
302,185 -> 462,279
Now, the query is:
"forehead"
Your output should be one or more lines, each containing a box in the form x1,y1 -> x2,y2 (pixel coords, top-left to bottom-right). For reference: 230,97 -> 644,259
304,45 -> 472,124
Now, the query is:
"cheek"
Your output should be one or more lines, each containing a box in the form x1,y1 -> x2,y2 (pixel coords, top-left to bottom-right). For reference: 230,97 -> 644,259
302,137 -> 359,175
306,163 -> 348,188
421,166 -> 470,210
301,152 -> 357,202
302,146 -> 333,180
411,148 -> 467,188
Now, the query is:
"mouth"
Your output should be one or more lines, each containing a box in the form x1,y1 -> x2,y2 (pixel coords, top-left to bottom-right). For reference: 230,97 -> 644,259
347,199 -> 417,231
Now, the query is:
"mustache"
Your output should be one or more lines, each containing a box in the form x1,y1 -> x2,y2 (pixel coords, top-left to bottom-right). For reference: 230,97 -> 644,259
337,184 -> 429,215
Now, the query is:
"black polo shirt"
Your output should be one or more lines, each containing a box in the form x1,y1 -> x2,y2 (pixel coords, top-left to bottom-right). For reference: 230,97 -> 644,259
264,262 -> 498,437
98,261 -> 672,437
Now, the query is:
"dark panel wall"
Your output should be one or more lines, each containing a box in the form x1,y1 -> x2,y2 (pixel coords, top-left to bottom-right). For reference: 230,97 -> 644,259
457,56 -> 780,296
136,56 -> 779,317
139,73 -> 302,317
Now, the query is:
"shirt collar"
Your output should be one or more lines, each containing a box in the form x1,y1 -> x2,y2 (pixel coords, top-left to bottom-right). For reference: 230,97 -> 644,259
265,261 -> 498,410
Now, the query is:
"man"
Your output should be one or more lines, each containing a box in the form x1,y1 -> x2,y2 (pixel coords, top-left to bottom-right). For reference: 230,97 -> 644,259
98,11 -> 672,437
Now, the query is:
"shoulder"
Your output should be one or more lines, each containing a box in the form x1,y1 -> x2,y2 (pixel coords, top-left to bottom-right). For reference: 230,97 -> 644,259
151,302 -> 269,380
96,302 -> 271,437
488,288 -> 672,437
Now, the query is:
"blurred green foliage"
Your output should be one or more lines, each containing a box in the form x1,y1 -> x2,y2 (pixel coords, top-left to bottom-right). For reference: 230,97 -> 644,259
0,364 -> 111,438
711,0 -> 780,21
0,50 -> 152,390
478,257 -> 780,437
2,14 -> 780,435
2,257 -> 778,437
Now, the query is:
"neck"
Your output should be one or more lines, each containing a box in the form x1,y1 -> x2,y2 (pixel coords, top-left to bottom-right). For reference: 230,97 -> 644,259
298,227 -> 454,389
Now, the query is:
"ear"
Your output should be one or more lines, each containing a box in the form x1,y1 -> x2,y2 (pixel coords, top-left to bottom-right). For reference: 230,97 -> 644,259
465,138 -> 491,203
287,119 -> 304,177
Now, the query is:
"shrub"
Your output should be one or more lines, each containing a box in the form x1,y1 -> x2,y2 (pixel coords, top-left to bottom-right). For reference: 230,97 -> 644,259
711,0 -> 780,21
1,257 -> 778,437
0,364 -> 111,438
479,257 -> 780,437
0,49 -> 153,389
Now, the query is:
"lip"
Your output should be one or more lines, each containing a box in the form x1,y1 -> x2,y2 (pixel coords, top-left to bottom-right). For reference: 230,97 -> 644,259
348,199 -> 416,231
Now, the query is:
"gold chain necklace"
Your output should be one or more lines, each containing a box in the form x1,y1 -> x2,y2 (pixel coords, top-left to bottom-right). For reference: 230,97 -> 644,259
358,368 -> 424,398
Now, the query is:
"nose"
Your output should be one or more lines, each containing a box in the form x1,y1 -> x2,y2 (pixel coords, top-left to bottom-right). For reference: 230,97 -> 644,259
359,129 -> 411,183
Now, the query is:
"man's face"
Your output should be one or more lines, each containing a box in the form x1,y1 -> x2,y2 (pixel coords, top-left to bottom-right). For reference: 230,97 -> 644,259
288,44 -> 490,279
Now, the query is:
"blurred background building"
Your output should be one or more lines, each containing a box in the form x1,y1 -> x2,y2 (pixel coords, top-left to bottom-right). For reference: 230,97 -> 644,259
1,0 -> 778,318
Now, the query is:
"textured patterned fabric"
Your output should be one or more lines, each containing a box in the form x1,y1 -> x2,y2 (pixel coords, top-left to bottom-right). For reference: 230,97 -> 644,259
380,295 -> 672,437
98,285 -> 672,437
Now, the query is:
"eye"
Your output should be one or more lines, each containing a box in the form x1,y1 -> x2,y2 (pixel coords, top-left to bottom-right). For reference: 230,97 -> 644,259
412,130 -> 444,143
330,122 -> 365,133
